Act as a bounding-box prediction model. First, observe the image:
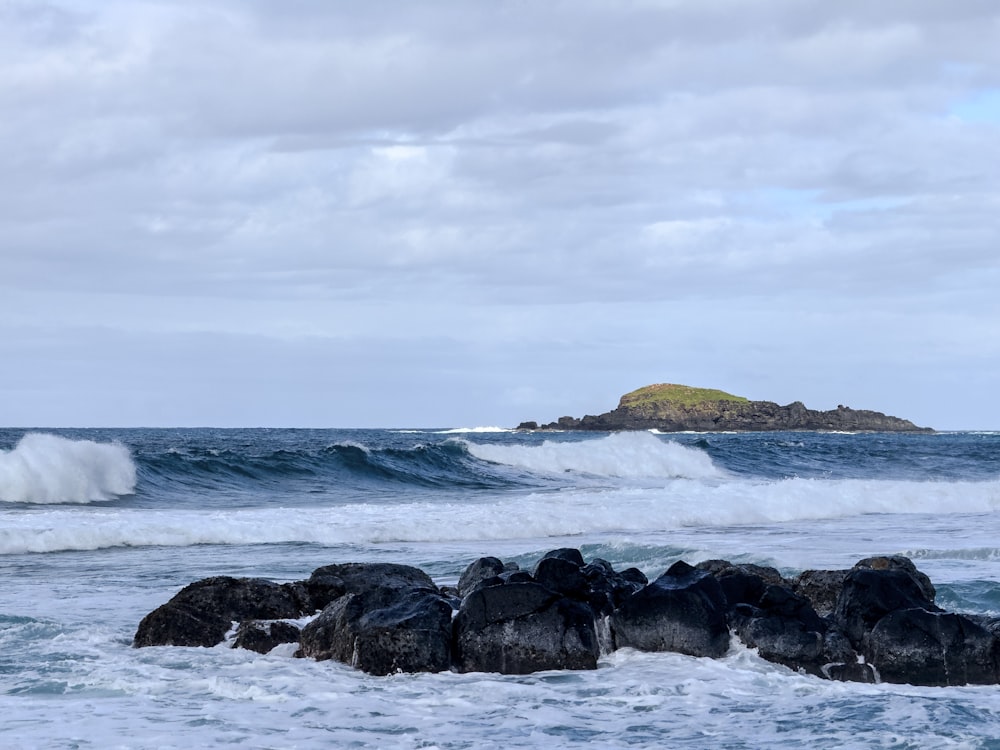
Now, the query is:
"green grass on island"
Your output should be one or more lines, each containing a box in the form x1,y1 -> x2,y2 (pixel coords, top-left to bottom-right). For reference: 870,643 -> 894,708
619,383 -> 750,409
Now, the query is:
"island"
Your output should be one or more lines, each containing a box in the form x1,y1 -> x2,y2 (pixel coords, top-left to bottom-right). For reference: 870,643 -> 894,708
517,383 -> 931,432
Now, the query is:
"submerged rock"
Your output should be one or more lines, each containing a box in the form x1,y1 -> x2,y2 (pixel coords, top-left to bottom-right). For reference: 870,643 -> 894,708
233,620 -> 301,654
133,576 -> 309,648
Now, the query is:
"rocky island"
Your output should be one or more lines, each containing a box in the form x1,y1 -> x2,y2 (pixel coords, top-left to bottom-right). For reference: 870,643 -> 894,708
517,383 -> 931,432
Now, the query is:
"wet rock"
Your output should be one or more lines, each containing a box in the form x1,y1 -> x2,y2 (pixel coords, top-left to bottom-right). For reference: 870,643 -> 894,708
233,620 -> 301,654
133,577 -> 308,648
611,561 -> 729,658
533,555 -> 588,599
853,555 -> 935,604
304,562 -> 438,611
580,558 -> 647,618
864,609 -> 1000,686
792,569 -> 849,618
452,581 -> 600,673
457,557 -> 506,597
730,585 -> 828,673
834,567 -> 940,647
696,560 -> 788,611
299,586 -> 453,675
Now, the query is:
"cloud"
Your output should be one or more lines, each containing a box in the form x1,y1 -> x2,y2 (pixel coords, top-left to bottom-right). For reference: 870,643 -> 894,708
2,0 -> 999,426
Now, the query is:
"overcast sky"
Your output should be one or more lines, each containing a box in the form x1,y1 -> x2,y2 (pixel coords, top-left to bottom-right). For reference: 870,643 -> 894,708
2,1 -> 999,429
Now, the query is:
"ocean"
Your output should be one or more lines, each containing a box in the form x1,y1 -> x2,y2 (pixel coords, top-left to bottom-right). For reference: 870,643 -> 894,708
2,426 -> 1000,749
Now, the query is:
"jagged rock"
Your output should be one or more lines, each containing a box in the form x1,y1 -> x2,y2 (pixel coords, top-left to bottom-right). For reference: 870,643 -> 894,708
696,560 -> 788,611
133,553 -> 1000,688
581,558 -> 647,617
729,584 -> 829,673
457,557 -> 506,597
232,620 -> 301,654
834,567 -> 940,647
853,555 -> 936,603
792,569 -> 849,618
298,585 -> 453,675
865,609 -> 1000,686
304,562 -> 437,610
611,561 -> 729,658
452,581 -> 600,673
533,555 -> 589,599
133,577 -> 308,648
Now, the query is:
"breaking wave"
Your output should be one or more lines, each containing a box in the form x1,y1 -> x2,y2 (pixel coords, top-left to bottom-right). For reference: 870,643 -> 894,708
0,433 -> 137,504
465,431 -> 724,480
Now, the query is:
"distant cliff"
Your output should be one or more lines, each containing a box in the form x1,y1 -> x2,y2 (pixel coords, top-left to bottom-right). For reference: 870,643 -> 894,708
517,384 -> 932,433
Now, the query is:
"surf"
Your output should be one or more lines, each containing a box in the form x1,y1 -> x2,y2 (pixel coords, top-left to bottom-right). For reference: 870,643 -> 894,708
464,431 -> 725,480
0,433 -> 137,504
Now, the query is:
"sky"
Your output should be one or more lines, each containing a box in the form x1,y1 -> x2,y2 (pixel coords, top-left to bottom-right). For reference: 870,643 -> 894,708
2,0 -> 999,429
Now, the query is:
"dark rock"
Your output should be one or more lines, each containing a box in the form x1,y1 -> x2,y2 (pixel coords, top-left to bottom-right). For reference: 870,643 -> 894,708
581,559 -> 647,617
696,560 -> 787,611
819,629 -> 877,683
729,585 -> 829,673
611,561 -> 729,658
133,577 -> 308,648
853,555 -> 935,603
539,548 -> 587,567
453,582 -> 600,673
834,567 -> 940,647
533,556 -> 588,599
298,586 -> 453,675
233,620 -> 301,654
305,562 -> 438,610
619,567 -> 649,587
792,569 -> 849,618
501,570 -> 535,585
457,557 -> 506,598
865,608 -> 1000,686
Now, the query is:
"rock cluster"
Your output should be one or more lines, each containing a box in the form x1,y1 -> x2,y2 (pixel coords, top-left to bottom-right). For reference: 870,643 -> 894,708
134,551 -> 999,686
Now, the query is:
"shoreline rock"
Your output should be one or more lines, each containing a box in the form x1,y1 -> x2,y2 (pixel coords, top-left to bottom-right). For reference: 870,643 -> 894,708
517,383 -> 931,432
134,551 -> 994,687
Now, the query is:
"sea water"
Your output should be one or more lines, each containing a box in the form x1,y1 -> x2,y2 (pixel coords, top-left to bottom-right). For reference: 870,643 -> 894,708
2,427 -> 1000,748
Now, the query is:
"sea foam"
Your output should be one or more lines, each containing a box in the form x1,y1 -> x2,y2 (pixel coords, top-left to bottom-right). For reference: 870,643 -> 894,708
8,474 -> 998,555
465,431 -> 724,480
0,433 -> 137,504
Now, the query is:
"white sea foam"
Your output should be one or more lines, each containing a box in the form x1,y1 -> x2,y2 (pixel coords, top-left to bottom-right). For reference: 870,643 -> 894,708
465,431 -> 724,480
0,433 -> 137,504
437,426 -> 513,434
4,475 -> 999,555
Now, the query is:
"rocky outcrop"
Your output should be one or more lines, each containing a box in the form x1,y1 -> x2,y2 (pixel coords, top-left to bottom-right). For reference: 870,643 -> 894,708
519,383 -> 930,432
452,581 -> 601,673
133,576 -> 310,648
610,561 -> 729,658
134,551 -> 997,686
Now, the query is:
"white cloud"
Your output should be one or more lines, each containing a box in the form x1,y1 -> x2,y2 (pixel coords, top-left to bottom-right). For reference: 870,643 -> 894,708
2,0 -> 1000,427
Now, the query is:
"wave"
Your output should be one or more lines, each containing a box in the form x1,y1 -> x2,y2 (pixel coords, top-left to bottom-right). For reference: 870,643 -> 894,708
465,432 -> 725,480
435,426 -> 513,434
0,433 -> 137,504
7,474 -> 997,554
136,439 -> 529,499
